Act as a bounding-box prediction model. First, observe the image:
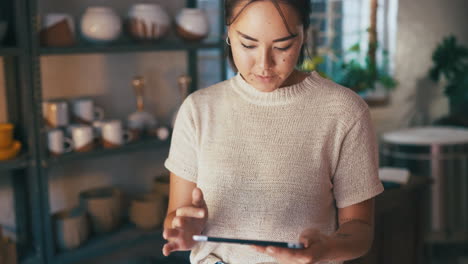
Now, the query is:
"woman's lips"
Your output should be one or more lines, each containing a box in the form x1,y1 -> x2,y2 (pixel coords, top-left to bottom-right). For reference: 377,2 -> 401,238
255,74 -> 275,83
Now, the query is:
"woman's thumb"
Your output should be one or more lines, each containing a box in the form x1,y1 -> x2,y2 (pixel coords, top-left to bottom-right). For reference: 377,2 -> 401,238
192,187 -> 206,208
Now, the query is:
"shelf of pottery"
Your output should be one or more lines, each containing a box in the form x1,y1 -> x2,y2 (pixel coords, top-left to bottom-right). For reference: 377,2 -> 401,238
31,1 -> 223,263
38,2 -> 218,54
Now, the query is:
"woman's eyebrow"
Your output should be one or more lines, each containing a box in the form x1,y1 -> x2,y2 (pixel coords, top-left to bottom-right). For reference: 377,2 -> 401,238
237,30 -> 298,42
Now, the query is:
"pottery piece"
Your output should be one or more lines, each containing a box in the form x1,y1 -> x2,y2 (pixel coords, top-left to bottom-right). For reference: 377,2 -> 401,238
81,7 -> 121,43
40,13 -> 75,47
127,4 -> 170,41
0,123 -> 14,149
175,8 -> 209,41
80,187 -> 124,234
0,141 -> 21,161
129,193 -> 165,230
53,207 -> 89,251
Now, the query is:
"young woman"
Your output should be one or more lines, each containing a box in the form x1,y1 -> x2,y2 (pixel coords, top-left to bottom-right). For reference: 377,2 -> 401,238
162,1 -> 384,263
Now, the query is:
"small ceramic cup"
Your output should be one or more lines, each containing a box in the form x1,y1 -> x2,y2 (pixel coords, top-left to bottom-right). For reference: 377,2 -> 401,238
129,193 -> 165,230
53,207 -> 90,251
0,123 -> 14,149
47,128 -> 73,156
80,187 -> 123,234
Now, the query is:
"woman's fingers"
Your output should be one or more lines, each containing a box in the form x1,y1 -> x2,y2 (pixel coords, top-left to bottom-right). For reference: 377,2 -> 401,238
176,206 -> 206,218
162,241 -> 179,256
192,187 -> 207,208
163,228 -> 180,240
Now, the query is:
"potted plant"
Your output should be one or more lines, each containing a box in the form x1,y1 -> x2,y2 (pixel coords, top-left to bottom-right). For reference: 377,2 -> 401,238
428,35 -> 468,116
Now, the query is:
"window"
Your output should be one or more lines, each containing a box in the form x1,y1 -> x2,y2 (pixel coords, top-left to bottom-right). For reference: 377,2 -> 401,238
311,0 -> 398,77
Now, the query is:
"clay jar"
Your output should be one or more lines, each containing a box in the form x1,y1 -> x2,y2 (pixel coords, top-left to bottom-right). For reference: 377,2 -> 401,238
53,207 -> 90,251
79,187 -> 124,234
129,193 -> 165,230
127,4 -> 170,41
175,8 -> 210,41
81,7 -> 121,43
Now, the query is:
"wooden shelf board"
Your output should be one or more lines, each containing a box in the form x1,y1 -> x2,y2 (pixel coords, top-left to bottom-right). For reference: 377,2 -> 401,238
0,46 -> 21,56
45,138 -> 170,167
40,40 -> 224,55
53,223 -> 163,264
0,153 -> 29,172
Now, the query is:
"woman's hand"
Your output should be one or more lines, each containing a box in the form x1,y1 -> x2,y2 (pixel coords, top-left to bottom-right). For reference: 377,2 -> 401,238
251,228 -> 331,264
162,187 -> 208,256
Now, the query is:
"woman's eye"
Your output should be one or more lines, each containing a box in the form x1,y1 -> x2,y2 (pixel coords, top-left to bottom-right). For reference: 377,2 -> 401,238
275,44 -> 293,51
241,43 -> 256,49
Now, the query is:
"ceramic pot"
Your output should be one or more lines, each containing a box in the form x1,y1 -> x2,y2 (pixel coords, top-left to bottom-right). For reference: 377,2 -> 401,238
129,193 -> 165,230
175,8 -> 209,41
53,207 -> 90,251
80,187 -> 124,234
127,4 -> 170,41
81,7 -> 121,43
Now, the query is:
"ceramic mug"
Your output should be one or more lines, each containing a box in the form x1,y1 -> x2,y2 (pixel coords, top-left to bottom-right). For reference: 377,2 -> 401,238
40,13 -> 75,47
70,98 -> 104,124
175,8 -> 210,41
0,123 -> 14,149
69,125 -> 94,152
80,187 -> 123,234
53,207 -> 90,251
101,120 -> 132,148
127,4 -> 170,41
43,100 -> 69,128
81,7 -> 122,43
129,193 -> 164,230
47,128 -> 73,156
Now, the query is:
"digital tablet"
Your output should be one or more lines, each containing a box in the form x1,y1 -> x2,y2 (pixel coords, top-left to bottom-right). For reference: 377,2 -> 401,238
193,235 -> 304,249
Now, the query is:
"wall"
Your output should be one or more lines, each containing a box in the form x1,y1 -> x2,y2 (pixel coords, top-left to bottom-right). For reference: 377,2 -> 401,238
370,0 -> 468,135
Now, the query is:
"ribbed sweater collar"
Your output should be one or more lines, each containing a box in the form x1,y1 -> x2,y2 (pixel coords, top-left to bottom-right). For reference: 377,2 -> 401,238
231,71 -> 321,106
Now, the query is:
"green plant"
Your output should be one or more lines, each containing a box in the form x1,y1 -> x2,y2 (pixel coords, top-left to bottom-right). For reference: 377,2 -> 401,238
429,35 -> 468,109
334,43 -> 397,93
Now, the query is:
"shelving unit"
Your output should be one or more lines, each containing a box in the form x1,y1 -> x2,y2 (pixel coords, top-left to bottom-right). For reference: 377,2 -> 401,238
1,0 -> 45,263
3,0 -> 228,263
0,154 -> 29,172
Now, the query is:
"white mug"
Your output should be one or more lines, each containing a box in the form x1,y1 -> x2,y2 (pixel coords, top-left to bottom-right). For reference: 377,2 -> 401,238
47,128 -> 73,156
101,120 -> 131,148
69,125 -> 94,152
71,98 -> 104,124
43,100 -> 69,128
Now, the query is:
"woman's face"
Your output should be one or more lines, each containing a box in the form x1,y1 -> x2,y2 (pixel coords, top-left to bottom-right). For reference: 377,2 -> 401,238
228,1 -> 305,92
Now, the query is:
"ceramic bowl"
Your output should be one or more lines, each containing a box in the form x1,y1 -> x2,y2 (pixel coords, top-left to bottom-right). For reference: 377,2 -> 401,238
81,7 -> 121,43
175,8 -> 209,41
127,4 -> 170,41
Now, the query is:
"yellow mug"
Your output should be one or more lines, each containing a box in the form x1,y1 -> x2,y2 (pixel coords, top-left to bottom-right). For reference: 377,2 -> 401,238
0,123 -> 14,149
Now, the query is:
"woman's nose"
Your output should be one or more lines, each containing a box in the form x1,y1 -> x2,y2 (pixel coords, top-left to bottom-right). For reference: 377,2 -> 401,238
257,47 -> 275,70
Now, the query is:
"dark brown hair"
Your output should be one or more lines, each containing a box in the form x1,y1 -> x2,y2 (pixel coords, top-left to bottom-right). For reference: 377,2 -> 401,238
225,0 -> 311,72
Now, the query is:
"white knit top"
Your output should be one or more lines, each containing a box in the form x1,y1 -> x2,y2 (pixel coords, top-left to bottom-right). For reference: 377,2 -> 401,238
165,72 -> 384,264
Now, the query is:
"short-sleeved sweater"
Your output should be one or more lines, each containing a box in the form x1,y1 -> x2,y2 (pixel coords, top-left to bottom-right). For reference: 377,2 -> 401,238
165,71 -> 384,264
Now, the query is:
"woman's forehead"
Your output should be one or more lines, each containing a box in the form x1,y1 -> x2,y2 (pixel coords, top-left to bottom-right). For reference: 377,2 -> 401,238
230,1 -> 302,37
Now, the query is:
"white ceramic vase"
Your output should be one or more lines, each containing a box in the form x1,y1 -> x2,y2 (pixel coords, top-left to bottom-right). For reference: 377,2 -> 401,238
81,7 -> 122,43
127,4 -> 170,40
175,8 -> 210,41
